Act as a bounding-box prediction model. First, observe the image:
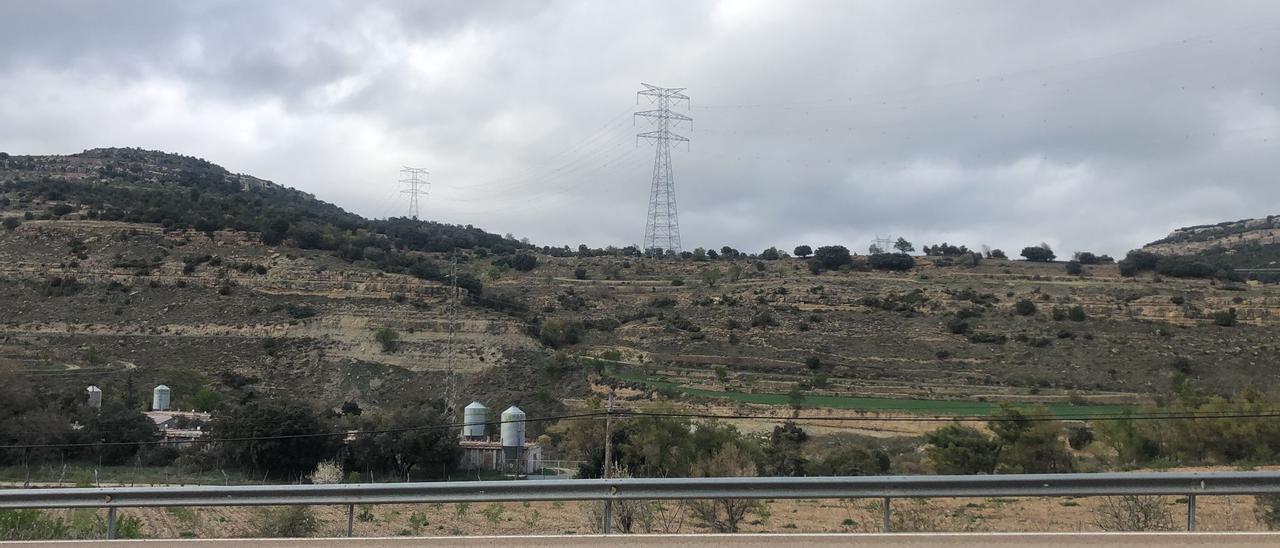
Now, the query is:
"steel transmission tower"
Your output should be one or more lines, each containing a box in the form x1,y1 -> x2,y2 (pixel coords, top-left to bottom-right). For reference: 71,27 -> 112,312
399,167 -> 430,220
871,235 -> 895,254
635,83 -> 691,254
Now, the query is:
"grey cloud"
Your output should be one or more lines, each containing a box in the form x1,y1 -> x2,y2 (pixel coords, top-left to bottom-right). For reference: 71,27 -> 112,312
2,0 -> 1280,257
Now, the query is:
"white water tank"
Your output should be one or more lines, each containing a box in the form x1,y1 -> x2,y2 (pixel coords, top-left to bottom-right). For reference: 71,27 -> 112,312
463,401 -> 488,439
152,385 -> 171,411
86,386 -> 102,410
500,406 -> 526,448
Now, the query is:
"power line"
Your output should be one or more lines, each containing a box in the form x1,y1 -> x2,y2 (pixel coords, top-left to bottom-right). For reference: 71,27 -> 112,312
636,83 -> 692,255
624,409 -> 1280,423
10,407 -> 1280,451
0,411 -> 611,451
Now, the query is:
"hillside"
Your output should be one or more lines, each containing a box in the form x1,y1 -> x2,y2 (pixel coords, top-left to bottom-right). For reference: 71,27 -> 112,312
2,149 -> 1280,417
0,148 -> 578,417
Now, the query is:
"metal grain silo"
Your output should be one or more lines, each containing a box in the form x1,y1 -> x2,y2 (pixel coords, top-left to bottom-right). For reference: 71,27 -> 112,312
152,384 -> 171,411
463,401 -> 488,440
500,406 -> 526,447
500,406 -> 527,473
86,386 -> 102,410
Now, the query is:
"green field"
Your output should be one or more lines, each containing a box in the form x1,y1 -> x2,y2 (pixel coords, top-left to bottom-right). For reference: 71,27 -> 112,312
615,374 -> 1131,416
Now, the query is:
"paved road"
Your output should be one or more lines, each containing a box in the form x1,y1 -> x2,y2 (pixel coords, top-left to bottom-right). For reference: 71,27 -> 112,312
10,534 -> 1280,547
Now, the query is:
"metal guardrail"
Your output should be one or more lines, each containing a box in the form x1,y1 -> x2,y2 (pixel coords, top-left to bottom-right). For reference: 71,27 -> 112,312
3,471 -> 1280,538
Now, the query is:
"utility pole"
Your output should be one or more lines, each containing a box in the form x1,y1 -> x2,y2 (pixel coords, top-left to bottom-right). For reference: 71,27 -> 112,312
635,83 -> 691,255
443,254 -> 459,419
399,167 -> 430,220
601,387 -> 616,534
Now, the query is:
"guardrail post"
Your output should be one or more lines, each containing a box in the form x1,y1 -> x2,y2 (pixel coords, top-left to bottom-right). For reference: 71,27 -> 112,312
346,504 -> 355,537
106,507 -> 117,540
1187,494 -> 1197,531
603,499 -> 613,534
882,497 -> 890,533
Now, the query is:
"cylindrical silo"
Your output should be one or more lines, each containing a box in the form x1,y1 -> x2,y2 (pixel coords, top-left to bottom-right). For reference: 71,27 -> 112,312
463,401 -> 488,440
500,406 -> 526,447
86,386 -> 102,410
152,384 -> 171,411
500,406 -> 527,474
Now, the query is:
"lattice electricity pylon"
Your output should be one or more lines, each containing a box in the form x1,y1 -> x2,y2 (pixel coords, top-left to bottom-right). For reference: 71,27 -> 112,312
635,83 -> 692,255
399,167 -> 430,220
871,235 -> 895,254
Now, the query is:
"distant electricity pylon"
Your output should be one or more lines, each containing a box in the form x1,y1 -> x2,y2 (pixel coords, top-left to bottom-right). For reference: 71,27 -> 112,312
635,83 -> 692,255
399,167 -> 430,220
871,235 -> 895,254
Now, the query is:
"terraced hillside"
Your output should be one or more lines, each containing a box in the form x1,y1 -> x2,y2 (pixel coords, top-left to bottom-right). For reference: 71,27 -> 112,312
0,149 -> 579,416
486,249 -> 1280,407
2,148 -> 1279,417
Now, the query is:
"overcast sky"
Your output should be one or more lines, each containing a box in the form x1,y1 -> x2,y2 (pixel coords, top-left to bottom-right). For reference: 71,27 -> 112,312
3,0 -> 1280,256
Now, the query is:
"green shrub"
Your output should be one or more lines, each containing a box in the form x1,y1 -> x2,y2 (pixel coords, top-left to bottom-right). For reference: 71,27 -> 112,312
1068,426 -> 1095,450
252,506 -> 317,538
1014,299 -> 1037,316
1068,306 -> 1087,322
375,327 -> 400,352
868,253 -> 914,271
967,332 -> 1007,344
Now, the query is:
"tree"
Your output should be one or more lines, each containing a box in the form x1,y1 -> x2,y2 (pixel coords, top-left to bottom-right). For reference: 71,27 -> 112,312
191,388 -> 223,412
1021,244 -> 1056,262
793,245 -> 812,258
347,404 -> 458,481
574,267 -> 588,280
760,247 -> 782,260
211,400 -> 337,479
691,247 -> 708,262
809,445 -> 891,476
1014,299 -> 1037,316
988,249 -> 1008,259
510,253 -> 538,271
813,245 -> 852,271
1068,305 -> 1088,322
989,407 -> 1072,473
617,413 -> 698,478
786,383 -> 806,413
701,268 -> 723,287
81,401 -> 159,466
1074,251 -> 1100,265
727,263 -> 744,282
894,237 -> 914,253
923,425 -> 999,474
762,422 -> 808,477
868,253 -> 914,271
689,442 -> 763,532
1065,260 -> 1084,275
340,401 -> 363,416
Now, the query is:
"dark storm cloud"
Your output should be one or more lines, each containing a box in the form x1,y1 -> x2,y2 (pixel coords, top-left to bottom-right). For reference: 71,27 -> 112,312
2,0 -> 1280,256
